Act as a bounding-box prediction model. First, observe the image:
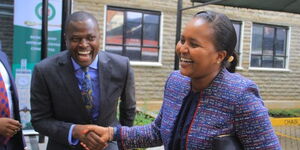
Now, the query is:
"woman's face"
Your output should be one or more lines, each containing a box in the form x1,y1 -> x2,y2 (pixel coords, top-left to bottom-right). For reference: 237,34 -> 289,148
176,18 -> 225,79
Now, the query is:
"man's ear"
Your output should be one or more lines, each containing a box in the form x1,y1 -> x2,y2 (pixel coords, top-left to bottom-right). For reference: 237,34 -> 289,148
216,50 -> 227,64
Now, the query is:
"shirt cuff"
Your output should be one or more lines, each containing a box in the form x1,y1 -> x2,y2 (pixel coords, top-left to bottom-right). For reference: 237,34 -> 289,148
68,124 -> 79,145
113,125 -> 122,141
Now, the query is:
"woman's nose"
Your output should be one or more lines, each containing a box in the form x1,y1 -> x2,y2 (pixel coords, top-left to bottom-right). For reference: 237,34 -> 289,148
180,43 -> 189,53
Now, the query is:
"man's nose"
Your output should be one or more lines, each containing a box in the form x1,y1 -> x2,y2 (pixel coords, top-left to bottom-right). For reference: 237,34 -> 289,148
79,38 -> 88,47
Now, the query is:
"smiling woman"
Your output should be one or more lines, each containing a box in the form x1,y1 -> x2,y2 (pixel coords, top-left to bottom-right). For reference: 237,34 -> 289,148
81,11 -> 281,150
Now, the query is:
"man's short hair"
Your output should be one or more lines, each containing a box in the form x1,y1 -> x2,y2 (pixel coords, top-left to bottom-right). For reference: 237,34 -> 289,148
64,11 -> 98,33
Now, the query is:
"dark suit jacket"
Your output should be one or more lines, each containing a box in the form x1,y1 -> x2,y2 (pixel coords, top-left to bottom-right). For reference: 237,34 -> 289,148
0,51 -> 25,149
30,51 -> 136,150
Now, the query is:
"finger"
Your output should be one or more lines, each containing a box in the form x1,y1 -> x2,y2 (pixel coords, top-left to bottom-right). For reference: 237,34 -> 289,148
6,123 -> 21,133
6,119 -> 21,127
88,131 -> 109,150
89,131 -> 108,145
85,132 -> 102,150
5,128 -> 15,137
80,142 -> 90,150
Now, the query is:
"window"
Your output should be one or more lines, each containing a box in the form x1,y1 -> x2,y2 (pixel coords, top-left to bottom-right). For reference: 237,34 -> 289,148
232,21 -> 242,66
105,7 -> 161,62
251,24 -> 288,68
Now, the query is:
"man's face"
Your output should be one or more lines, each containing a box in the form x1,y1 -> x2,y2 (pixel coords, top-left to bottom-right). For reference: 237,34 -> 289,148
65,19 -> 100,67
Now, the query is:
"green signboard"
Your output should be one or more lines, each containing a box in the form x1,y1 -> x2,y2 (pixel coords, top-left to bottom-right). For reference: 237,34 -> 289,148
13,0 -> 62,133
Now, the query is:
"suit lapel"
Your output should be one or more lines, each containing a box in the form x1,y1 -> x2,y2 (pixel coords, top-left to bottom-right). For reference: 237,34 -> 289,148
97,52 -> 112,123
56,51 -> 90,120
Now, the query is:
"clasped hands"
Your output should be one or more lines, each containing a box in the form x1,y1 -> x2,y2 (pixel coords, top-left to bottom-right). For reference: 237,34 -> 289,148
73,125 -> 114,150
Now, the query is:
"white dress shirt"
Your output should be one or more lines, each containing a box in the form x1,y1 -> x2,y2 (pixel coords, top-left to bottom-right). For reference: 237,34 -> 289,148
0,61 -> 14,118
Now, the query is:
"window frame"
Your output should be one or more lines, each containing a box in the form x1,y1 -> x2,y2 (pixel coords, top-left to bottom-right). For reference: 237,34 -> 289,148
103,6 -> 162,65
249,23 -> 289,70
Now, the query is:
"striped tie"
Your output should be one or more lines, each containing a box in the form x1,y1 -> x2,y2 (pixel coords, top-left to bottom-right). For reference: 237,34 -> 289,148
0,72 -> 10,145
81,67 -> 93,114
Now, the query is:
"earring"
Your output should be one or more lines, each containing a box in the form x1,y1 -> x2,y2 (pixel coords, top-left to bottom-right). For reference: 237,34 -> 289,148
227,56 -> 234,63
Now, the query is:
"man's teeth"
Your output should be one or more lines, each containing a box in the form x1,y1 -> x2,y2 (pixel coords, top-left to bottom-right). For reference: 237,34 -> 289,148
181,58 -> 193,63
78,51 -> 91,55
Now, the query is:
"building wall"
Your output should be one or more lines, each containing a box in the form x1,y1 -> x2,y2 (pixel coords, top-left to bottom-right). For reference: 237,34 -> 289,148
0,0 -> 14,64
0,1 -> 298,110
203,5 -> 300,108
73,0 -> 179,111
73,0 -> 300,110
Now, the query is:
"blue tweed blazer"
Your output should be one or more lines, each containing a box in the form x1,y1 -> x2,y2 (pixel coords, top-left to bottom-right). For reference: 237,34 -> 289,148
116,68 -> 281,150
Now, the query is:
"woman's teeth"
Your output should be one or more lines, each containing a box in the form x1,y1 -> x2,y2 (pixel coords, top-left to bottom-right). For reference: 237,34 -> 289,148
180,58 -> 193,63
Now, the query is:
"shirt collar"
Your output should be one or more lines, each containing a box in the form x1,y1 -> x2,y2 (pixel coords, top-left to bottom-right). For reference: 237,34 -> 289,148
71,54 -> 99,71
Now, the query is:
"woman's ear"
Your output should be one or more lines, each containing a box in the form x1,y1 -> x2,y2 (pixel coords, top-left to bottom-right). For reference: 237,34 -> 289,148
216,50 -> 227,64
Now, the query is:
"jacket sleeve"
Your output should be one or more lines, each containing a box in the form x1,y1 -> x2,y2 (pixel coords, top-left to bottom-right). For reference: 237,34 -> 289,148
114,71 -> 178,149
119,58 -> 136,126
116,109 -> 163,149
234,82 -> 281,149
30,65 -> 72,146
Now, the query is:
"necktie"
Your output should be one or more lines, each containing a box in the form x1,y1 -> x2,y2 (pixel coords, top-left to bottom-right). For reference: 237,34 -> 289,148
81,67 -> 93,114
0,72 -> 10,145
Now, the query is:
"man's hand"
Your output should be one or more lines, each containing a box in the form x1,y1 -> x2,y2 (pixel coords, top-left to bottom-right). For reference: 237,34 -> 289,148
82,125 -> 113,150
0,118 -> 22,137
73,125 -> 108,150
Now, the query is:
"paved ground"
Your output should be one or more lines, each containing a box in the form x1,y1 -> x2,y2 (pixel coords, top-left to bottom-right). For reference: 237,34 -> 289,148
23,126 -> 299,150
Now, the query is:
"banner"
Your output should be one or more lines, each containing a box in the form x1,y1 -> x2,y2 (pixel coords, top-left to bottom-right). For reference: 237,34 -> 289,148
12,0 -> 62,133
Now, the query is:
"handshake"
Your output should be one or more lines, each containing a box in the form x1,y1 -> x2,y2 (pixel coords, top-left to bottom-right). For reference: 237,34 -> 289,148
73,125 -> 115,150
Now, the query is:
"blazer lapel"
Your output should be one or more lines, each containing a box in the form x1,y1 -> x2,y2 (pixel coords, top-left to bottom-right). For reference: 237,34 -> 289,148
56,51 -> 90,120
97,52 -> 112,124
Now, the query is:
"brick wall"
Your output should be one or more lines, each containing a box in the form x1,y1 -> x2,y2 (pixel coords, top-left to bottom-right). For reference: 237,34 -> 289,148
1,1 -> 298,110
73,0 -> 300,110
0,0 -> 14,64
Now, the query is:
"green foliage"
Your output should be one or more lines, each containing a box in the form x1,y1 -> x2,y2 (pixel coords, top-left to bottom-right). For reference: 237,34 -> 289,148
134,111 -> 155,126
131,111 -> 156,150
269,108 -> 300,118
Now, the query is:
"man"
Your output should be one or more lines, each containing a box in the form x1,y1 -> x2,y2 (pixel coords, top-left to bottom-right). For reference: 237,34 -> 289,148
30,11 -> 136,150
0,50 -> 25,150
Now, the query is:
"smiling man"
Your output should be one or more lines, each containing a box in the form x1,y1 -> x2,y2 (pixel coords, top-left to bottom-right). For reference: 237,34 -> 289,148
30,11 -> 136,150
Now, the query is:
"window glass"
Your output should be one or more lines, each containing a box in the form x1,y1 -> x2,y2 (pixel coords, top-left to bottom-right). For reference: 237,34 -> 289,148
275,28 -> 286,56
106,45 -> 123,55
274,57 -> 285,68
263,27 -> 274,55
105,7 -> 161,62
232,22 -> 241,53
251,24 -> 287,68
252,25 -> 263,54
262,56 -> 273,67
251,55 -> 261,67
143,14 -> 159,47
106,10 -> 124,45
125,12 -> 142,46
142,47 -> 158,62
125,46 -> 141,60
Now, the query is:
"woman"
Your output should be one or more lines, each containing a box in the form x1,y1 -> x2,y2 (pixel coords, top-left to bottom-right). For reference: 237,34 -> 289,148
83,11 -> 281,150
